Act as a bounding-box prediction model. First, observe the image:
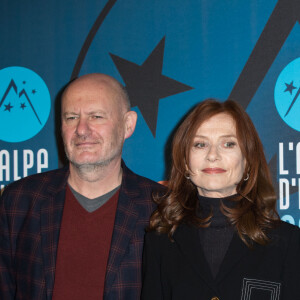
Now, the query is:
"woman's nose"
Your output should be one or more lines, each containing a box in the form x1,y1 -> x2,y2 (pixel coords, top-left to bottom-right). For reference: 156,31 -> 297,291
206,145 -> 220,162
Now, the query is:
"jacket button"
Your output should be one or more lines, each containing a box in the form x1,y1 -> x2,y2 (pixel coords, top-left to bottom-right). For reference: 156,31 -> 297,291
211,297 -> 219,300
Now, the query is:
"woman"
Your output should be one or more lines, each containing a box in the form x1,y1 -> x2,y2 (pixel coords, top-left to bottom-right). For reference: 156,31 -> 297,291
141,99 -> 300,300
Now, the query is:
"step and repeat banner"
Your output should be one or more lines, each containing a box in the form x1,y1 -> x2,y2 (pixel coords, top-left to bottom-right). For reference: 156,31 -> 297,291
1,0 -> 299,225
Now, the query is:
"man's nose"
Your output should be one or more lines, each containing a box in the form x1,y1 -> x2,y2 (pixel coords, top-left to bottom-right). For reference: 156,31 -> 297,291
76,118 -> 91,136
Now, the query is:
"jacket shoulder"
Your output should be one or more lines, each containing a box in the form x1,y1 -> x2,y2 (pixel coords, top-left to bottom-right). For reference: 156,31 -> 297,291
272,220 -> 300,234
123,163 -> 166,192
1,167 -> 68,207
269,220 -> 300,247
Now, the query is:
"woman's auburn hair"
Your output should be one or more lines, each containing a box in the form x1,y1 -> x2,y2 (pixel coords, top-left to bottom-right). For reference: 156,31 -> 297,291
150,99 -> 279,246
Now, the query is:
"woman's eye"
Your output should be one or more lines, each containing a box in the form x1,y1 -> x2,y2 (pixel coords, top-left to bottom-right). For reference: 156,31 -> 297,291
194,142 -> 207,148
224,141 -> 236,148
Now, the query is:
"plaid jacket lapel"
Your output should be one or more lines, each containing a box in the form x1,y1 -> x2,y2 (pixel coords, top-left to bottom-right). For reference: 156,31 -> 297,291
40,168 -> 68,299
104,163 -> 141,297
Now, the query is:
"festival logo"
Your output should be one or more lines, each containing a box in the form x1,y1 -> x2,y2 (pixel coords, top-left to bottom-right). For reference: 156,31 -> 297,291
0,66 -> 51,142
274,58 -> 300,131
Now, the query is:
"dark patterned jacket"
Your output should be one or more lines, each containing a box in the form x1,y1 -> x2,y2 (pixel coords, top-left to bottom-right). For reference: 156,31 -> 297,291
0,161 -> 163,299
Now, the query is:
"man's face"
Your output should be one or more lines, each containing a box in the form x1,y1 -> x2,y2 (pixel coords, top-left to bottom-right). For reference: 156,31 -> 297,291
61,79 -> 127,169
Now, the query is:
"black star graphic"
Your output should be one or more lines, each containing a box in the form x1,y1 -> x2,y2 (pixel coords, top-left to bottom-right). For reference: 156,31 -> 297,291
32,89 -> 36,94
284,81 -> 297,95
20,103 -> 26,110
110,37 -> 193,137
4,103 -> 13,112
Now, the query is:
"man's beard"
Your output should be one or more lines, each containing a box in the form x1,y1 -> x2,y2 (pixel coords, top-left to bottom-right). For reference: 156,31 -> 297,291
64,142 -> 123,175
69,154 -> 118,172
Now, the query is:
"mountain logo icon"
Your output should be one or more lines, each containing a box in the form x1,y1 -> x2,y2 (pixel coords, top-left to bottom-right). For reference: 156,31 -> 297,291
274,57 -> 300,131
0,67 -> 51,142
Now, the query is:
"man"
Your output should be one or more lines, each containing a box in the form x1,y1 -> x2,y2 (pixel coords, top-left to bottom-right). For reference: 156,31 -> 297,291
0,74 -> 163,299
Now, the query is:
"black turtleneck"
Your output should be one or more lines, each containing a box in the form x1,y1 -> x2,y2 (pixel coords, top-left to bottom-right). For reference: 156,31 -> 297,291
197,194 -> 236,278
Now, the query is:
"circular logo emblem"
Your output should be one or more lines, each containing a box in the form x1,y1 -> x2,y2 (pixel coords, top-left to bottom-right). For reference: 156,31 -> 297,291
274,58 -> 300,131
0,67 -> 51,142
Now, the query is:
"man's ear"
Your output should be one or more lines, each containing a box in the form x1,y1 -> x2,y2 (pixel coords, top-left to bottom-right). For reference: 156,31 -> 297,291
124,110 -> 137,139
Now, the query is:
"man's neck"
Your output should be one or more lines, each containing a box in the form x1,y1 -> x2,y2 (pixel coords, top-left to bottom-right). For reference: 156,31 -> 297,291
67,160 -> 123,199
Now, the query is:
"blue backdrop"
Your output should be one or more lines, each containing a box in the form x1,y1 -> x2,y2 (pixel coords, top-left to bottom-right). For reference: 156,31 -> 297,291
1,0 -> 299,226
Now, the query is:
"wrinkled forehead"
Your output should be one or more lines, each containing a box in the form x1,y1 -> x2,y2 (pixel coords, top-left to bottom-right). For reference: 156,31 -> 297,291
195,113 -> 237,135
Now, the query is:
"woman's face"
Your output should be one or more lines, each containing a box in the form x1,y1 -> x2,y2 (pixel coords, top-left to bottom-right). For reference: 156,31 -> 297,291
188,113 -> 246,198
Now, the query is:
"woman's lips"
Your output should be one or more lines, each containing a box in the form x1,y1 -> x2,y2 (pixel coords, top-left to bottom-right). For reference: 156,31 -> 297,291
202,168 -> 226,174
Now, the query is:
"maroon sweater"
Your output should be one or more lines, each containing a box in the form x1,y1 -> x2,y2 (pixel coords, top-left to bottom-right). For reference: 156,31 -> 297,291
52,185 -> 119,299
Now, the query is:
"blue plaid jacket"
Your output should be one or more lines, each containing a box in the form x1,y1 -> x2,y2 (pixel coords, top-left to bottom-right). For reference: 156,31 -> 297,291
0,162 -> 163,299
